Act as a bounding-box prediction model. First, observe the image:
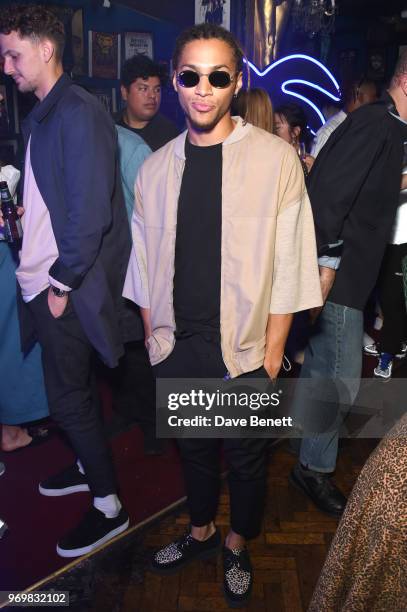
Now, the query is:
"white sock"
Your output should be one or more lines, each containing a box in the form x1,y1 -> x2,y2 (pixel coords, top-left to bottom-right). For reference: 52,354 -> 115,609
94,494 -> 121,519
76,459 -> 85,475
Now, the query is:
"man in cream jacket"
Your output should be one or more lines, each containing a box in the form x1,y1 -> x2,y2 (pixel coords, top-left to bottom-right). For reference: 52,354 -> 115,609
124,23 -> 322,607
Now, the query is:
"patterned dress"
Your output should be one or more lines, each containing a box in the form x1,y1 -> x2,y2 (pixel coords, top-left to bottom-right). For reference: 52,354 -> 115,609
309,414 -> 407,611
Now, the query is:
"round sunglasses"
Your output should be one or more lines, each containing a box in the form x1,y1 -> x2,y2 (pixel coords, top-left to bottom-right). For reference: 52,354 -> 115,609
177,70 -> 235,89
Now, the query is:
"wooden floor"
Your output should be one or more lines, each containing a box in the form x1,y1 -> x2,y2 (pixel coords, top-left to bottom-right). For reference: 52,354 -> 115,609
49,437 -> 377,612
137,440 -> 375,612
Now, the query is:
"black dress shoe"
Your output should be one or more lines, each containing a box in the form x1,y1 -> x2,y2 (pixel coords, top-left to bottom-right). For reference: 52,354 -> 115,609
290,463 -> 347,517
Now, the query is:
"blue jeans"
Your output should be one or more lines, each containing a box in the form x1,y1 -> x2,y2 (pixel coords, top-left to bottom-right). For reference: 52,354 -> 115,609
295,301 -> 363,473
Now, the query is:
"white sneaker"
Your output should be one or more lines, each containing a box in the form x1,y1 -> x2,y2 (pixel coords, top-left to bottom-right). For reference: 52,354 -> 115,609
364,342 -> 379,357
365,343 -> 406,359
374,353 -> 393,380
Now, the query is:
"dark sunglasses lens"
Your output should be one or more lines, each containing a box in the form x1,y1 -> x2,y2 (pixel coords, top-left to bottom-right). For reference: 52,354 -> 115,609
208,71 -> 232,88
178,71 -> 200,88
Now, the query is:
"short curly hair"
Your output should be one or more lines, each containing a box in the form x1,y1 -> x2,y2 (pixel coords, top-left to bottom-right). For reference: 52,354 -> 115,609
172,23 -> 244,73
121,54 -> 167,89
0,4 -> 65,62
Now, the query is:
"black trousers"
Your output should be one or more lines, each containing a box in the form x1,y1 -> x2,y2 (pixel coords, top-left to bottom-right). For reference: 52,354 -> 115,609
110,340 -> 156,435
154,333 -> 269,540
378,243 -> 407,355
27,289 -> 116,497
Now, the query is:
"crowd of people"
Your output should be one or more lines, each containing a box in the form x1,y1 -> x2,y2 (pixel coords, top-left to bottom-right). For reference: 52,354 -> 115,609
0,4 -> 406,609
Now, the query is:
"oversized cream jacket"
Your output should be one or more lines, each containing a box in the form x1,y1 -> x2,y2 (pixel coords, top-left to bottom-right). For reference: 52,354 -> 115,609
123,117 -> 322,378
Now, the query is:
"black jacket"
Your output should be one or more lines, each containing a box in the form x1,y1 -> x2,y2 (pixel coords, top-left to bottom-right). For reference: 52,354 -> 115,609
20,74 -> 135,367
307,95 -> 407,310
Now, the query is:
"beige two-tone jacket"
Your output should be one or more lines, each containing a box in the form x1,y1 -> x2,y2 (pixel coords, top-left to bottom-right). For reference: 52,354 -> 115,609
123,117 -> 322,378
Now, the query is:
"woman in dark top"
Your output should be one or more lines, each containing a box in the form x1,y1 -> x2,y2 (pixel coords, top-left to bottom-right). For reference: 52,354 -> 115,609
274,102 -> 314,175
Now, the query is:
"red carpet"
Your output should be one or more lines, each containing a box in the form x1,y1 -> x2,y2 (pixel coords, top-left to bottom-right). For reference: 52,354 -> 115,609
0,422 -> 184,592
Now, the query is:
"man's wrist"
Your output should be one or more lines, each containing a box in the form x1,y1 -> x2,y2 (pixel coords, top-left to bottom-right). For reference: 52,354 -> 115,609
50,285 -> 68,298
264,345 -> 284,357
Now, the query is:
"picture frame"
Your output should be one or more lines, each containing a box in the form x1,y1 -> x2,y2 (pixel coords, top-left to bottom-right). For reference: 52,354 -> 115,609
88,31 -> 121,80
88,87 -> 118,115
195,0 -> 231,30
124,32 -> 153,60
71,9 -> 85,76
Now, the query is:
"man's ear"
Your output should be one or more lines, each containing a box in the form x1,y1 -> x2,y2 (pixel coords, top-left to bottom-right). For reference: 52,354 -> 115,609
172,71 -> 178,93
120,84 -> 128,102
41,39 -> 55,64
400,74 -> 407,97
234,71 -> 243,97
293,126 -> 301,139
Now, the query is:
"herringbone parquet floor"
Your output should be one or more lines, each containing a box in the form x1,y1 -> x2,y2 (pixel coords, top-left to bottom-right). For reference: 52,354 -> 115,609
118,438 -> 376,612
42,438 -> 377,612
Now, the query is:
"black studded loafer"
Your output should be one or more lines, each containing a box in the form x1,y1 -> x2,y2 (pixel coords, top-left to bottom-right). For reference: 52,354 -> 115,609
150,528 -> 221,575
223,545 -> 253,608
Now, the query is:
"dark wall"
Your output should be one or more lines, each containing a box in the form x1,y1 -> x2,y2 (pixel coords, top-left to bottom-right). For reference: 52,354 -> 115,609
0,0 -> 184,137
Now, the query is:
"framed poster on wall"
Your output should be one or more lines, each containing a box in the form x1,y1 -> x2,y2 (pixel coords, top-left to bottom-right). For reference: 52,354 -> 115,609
88,31 -> 121,79
48,5 -> 82,75
195,0 -> 231,30
71,9 -> 85,76
89,87 -> 117,115
124,32 -> 153,60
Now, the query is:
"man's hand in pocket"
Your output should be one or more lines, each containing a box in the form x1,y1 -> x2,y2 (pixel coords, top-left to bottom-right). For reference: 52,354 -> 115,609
47,287 -> 68,318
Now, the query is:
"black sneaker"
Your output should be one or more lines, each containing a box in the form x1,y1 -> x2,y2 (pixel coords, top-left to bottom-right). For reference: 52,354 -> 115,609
223,546 -> 253,608
56,506 -> 129,558
39,464 -> 90,496
150,528 -> 221,574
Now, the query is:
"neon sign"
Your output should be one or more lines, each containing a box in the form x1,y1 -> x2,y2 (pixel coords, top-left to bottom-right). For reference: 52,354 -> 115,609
244,54 -> 341,128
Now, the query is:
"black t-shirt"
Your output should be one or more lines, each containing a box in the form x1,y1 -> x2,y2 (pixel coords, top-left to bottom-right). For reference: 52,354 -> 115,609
116,112 -> 179,151
173,138 -> 222,336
